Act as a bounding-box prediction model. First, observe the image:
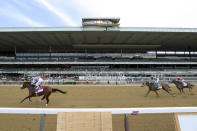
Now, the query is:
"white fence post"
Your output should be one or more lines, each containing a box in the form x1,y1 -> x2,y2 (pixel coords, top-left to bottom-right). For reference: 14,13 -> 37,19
124,114 -> 130,131
40,114 -> 46,131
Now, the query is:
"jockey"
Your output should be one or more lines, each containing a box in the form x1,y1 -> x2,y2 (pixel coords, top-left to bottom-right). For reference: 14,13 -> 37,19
177,77 -> 187,86
150,76 -> 162,89
31,75 -> 45,94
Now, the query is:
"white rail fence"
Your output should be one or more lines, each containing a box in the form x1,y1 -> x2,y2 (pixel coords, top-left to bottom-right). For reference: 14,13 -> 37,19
1,107 -> 197,131
1,107 -> 197,114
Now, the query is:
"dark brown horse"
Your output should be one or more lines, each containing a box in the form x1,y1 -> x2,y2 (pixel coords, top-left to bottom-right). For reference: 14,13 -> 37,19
171,79 -> 194,94
20,82 -> 66,106
141,81 -> 173,97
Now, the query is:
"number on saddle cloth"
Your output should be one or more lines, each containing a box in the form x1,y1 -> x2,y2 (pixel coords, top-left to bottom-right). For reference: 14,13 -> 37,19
37,86 -> 44,93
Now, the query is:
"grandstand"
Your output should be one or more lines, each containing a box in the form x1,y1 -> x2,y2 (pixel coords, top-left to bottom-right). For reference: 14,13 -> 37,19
0,18 -> 197,84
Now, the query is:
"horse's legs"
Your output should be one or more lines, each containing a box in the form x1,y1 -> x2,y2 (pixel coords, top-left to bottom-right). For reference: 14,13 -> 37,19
20,96 -> 31,103
163,88 -> 170,94
154,91 -> 160,97
41,96 -> 45,100
188,86 -> 192,92
43,89 -> 52,106
163,88 -> 176,96
45,96 -> 49,106
181,88 -> 185,94
168,85 -> 172,91
28,97 -> 32,102
45,92 -> 51,106
145,90 -> 150,97
177,88 -> 182,94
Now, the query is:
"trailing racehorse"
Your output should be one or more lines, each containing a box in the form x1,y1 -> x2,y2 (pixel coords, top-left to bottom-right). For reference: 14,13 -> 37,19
171,79 -> 194,94
20,82 -> 66,106
141,81 -> 174,97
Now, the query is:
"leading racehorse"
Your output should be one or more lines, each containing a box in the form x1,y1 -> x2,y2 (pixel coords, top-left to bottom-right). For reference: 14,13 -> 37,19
20,81 -> 66,106
171,79 -> 194,94
141,81 -> 174,97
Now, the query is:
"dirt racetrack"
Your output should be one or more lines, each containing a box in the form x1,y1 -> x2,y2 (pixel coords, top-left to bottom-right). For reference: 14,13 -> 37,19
0,84 -> 196,131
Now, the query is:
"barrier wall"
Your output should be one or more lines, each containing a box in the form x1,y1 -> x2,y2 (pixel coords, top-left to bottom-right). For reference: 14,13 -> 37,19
1,107 -> 197,131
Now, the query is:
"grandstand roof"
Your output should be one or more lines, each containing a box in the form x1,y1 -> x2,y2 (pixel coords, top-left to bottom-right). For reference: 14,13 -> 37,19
0,27 -> 197,53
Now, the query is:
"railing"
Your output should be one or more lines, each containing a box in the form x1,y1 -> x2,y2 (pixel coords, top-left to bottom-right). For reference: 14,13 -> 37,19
1,107 -> 197,131
0,79 -> 197,85
1,107 -> 197,114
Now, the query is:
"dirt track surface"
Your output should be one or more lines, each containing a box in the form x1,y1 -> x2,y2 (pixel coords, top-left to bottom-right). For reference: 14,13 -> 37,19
0,85 -> 196,131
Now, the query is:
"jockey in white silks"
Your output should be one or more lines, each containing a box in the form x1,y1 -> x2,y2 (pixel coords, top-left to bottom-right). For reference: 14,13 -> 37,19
31,76 -> 44,93
150,76 -> 162,89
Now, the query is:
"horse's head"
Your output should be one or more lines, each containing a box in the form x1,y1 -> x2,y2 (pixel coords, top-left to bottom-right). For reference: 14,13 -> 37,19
21,82 -> 31,90
170,79 -> 176,83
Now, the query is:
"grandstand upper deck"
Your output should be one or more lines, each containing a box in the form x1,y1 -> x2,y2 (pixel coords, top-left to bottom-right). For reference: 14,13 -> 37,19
0,27 -> 197,53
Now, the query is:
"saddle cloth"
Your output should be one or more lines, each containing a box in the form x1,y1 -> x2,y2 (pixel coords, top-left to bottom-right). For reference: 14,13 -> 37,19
36,86 -> 44,93
157,84 -> 162,89
183,82 -> 187,86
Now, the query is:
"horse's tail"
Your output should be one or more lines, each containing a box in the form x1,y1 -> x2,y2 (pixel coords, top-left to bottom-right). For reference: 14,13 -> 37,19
52,88 -> 66,94
187,83 -> 194,88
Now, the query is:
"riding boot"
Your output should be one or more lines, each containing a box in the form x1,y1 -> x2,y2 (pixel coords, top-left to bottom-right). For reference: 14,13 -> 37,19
35,89 -> 38,96
35,86 -> 39,96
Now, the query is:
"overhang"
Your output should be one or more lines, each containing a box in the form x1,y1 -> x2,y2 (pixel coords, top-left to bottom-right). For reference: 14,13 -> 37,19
0,27 -> 197,53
